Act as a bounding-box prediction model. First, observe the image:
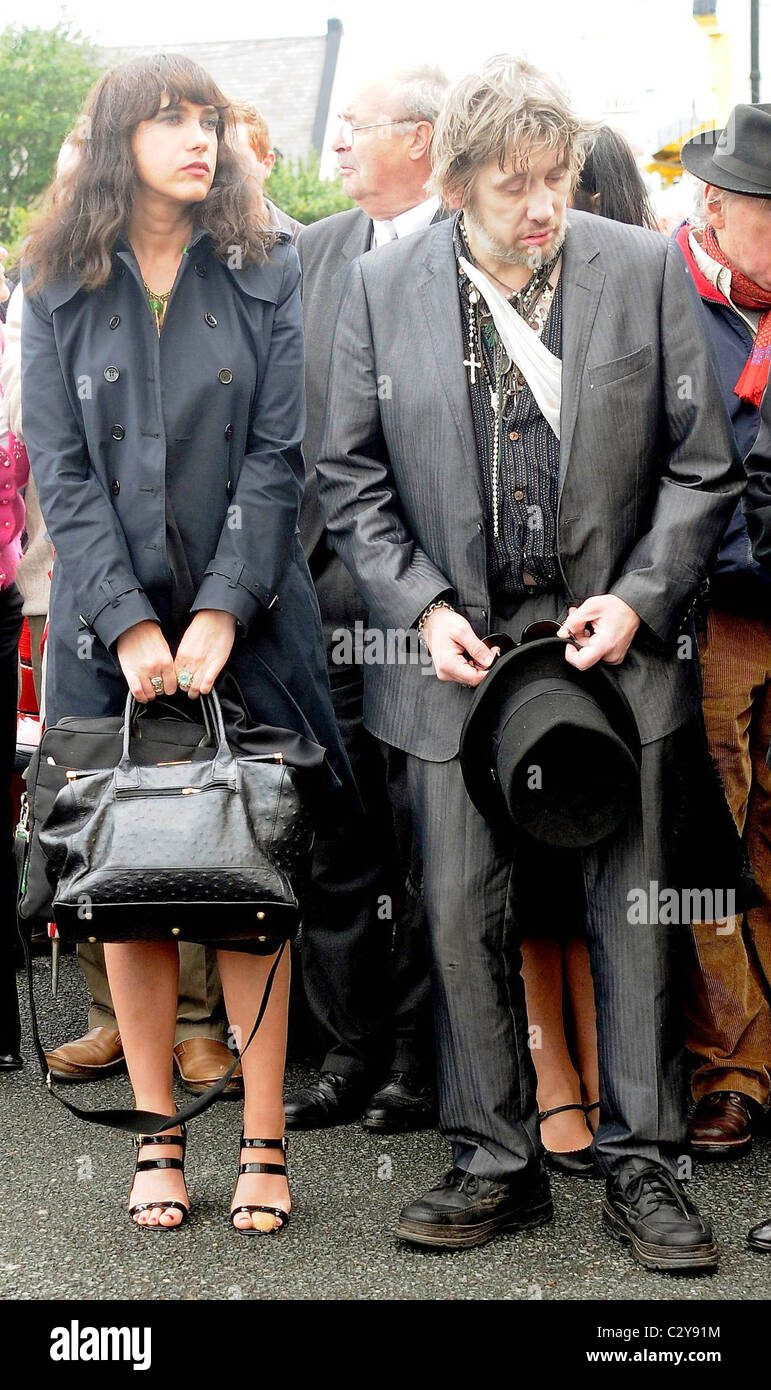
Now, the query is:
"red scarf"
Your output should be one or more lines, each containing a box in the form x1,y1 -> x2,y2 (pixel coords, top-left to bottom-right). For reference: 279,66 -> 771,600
700,224 -> 771,407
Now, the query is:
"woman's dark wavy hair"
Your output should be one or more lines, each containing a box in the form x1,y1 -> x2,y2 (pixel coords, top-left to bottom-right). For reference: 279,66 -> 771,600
25,53 -> 275,293
575,126 -> 658,230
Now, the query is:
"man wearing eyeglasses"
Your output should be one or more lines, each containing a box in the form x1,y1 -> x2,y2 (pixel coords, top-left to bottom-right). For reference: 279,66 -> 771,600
285,67 -> 448,1134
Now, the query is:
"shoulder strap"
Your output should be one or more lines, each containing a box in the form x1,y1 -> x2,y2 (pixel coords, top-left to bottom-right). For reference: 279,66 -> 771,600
22,928 -> 285,1135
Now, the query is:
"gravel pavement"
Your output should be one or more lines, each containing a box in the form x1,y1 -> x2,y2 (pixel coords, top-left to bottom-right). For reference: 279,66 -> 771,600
2,951 -> 771,1303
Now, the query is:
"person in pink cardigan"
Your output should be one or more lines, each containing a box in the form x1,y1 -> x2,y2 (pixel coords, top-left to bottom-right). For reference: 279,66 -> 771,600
0,251 -> 27,1070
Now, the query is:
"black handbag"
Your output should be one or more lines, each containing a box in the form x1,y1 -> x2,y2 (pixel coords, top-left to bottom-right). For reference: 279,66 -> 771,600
37,687 -> 313,947
17,696 -> 220,931
18,686 -> 318,1135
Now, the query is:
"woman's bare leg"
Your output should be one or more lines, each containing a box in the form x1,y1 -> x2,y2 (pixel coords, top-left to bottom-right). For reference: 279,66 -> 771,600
520,937 -> 593,1152
217,945 -> 291,1232
564,935 -> 601,1132
103,940 -> 187,1226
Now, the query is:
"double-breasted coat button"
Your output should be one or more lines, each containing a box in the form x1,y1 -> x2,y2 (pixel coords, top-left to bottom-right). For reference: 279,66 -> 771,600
111,424 -> 125,440
104,365 -> 120,383
205,313 -> 217,327
109,315 -> 121,329
218,368 -> 233,384
111,480 -> 120,495
224,423 -> 233,441
194,263 -> 207,277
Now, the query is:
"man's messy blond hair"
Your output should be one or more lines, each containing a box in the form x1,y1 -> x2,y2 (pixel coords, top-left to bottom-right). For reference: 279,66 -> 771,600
431,54 -> 588,205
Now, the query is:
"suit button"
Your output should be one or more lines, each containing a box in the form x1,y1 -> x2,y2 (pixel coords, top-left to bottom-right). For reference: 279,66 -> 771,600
109,315 -> 121,329
218,368 -> 233,384
111,480 -> 120,495
111,424 -> 125,440
224,423 -> 233,440
514,488 -> 525,501
104,365 -> 120,382
509,430 -> 519,441
194,262 -> 207,277
205,313 -> 217,327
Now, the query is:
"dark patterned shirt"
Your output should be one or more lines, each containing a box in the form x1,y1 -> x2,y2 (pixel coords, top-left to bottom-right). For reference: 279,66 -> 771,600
454,216 -> 563,607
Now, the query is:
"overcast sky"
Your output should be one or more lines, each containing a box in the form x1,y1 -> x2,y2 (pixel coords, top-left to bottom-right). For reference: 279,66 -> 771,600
10,0 -> 770,150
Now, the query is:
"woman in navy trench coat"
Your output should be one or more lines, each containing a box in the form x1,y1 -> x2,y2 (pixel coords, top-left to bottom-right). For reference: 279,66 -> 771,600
21,53 -> 349,1234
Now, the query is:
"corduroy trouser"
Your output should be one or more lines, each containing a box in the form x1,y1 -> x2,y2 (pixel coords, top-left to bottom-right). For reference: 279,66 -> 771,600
687,606 -> 771,1104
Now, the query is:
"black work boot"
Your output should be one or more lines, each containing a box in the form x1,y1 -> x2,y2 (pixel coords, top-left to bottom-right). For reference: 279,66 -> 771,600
604,1157 -> 718,1272
396,1164 -> 553,1249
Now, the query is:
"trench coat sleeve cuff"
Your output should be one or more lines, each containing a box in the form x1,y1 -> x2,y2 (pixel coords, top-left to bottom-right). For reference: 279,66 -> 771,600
89,586 -> 160,652
190,562 -> 276,631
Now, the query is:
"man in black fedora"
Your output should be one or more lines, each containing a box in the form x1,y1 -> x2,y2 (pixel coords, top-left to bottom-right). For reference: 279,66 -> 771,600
317,56 -> 744,1269
674,103 -> 771,1164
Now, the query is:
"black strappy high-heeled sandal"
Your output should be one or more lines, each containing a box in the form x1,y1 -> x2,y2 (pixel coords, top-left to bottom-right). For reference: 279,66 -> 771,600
538,1103 -> 598,1178
129,1128 -> 189,1229
583,1100 -> 600,1133
230,1134 -> 290,1235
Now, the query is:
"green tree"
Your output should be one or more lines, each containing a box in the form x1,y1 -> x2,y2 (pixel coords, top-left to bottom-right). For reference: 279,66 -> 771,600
267,150 -> 354,225
0,21 -> 99,244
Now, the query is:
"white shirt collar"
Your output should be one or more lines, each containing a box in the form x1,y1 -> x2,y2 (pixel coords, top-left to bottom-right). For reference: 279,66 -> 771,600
371,194 -> 440,248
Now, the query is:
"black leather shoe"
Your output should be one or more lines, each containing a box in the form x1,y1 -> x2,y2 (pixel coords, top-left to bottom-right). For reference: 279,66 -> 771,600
396,1165 -> 553,1249
604,1158 -> 718,1272
362,1073 -> 436,1133
748,1219 -> 771,1252
284,1072 -> 369,1130
0,1050 -> 22,1072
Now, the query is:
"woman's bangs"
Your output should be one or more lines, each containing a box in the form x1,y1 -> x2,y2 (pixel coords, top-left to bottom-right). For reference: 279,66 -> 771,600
125,56 -> 231,130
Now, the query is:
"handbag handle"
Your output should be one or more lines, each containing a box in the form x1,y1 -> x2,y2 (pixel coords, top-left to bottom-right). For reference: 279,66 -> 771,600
134,694 -> 215,746
115,688 -> 235,790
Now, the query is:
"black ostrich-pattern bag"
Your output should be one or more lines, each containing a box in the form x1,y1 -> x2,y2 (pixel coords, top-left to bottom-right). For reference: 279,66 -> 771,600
38,687 -> 313,946
19,686 -> 320,1135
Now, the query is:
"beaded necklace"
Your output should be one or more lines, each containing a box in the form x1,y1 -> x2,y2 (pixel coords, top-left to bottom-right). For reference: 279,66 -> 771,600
459,220 -> 561,537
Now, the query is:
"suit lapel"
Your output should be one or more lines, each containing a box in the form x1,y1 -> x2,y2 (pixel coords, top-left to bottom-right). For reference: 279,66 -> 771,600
559,213 -> 605,488
417,219 -> 482,505
339,209 -> 373,267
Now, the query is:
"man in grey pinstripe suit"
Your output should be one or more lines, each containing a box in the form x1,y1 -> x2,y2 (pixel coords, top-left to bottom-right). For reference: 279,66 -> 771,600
317,57 -> 744,1269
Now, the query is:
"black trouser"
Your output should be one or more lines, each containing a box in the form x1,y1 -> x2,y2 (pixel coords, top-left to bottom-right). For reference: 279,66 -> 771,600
297,546 -> 431,1080
0,583 -> 23,1052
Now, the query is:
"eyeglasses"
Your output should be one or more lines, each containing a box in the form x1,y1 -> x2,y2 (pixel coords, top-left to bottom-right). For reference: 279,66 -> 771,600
336,117 -> 416,146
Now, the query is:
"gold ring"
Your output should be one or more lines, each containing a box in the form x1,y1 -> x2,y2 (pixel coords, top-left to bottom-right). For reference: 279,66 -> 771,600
177,669 -> 193,690
150,676 -> 164,694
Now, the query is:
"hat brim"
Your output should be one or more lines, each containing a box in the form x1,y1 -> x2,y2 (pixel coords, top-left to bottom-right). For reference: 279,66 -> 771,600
459,637 -> 641,835
680,128 -> 771,197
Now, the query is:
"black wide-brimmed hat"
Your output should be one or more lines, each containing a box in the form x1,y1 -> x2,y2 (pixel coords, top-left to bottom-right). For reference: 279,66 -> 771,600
680,103 -> 771,197
459,629 -> 642,849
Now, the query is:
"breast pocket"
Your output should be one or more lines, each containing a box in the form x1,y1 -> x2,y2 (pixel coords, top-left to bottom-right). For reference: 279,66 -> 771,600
587,343 -> 654,389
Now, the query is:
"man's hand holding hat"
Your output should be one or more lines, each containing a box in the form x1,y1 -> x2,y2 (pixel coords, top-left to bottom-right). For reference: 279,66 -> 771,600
557,595 -> 640,670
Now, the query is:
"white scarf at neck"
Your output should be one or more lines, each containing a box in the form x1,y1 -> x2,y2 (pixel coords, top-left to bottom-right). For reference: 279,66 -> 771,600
458,254 -> 562,440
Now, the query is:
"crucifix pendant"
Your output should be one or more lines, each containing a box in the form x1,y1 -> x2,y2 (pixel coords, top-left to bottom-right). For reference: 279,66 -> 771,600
464,347 -> 482,384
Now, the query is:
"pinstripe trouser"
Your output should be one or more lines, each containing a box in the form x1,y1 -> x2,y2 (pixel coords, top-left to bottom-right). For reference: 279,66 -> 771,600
396,596 -> 689,1179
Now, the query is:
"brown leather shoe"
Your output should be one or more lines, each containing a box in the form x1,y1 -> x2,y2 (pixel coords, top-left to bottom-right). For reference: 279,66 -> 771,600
173,1038 -> 243,1097
689,1090 -> 756,1159
46,1026 -> 125,1082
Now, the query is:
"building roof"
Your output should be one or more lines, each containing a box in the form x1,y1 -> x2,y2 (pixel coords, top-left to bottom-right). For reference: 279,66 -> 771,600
99,19 -> 343,160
